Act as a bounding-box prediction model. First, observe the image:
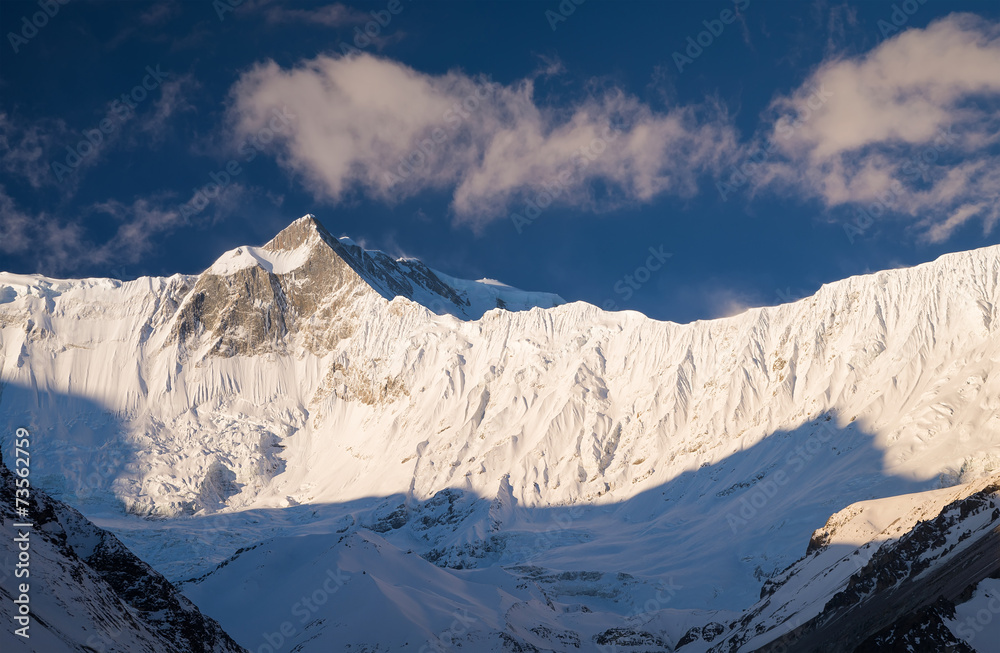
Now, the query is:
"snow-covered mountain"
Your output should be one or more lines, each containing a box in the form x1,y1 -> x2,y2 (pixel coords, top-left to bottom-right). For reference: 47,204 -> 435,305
205,214 -> 565,323
2,214 -> 1000,651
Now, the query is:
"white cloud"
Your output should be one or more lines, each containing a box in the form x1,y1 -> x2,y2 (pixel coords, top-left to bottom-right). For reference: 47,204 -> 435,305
226,53 -> 737,225
923,202 -> 984,244
755,13 -> 1000,241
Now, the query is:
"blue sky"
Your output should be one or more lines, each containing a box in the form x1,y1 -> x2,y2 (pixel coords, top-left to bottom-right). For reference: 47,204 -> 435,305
1,0 -> 999,322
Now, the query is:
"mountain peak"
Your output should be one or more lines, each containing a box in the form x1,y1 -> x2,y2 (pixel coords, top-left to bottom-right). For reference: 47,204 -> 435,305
263,213 -> 329,253
251,214 -> 565,320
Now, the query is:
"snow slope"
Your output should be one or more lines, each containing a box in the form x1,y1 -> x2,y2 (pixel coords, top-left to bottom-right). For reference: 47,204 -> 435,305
2,214 -> 1000,650
182,528 -> 677,652
0,451 -> 245,653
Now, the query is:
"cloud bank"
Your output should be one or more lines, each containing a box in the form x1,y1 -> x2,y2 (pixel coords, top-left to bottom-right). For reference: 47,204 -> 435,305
227,13 -> 1000,242
226,53 -> 738,225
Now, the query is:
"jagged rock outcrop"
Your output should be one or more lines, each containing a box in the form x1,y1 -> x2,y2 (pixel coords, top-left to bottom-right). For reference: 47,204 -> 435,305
854,597 -> 975,652
0,451 -> 246,653
170,215 -> 564,358
698,476 -> 1000,652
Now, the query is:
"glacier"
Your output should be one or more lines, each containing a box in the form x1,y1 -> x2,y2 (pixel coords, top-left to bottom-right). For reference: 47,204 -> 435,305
2,214 -> 999,651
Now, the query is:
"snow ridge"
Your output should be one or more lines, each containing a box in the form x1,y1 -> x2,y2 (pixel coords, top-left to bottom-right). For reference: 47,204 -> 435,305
2,215 -> 1000,650
267,214 -> 565,320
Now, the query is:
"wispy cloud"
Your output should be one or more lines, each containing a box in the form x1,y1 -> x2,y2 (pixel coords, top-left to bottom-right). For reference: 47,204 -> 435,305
0,186 -> 245,275
88,184 -> 248,264
139,0 -> 181,26
0,113 -> 70,189
259,2 -> 368,27
820,2 -> 858,55
754,13 -> 1000,242
105,0 -> 182,49
226,53 -> 738,226
138,74 -> 199,141
1,71 -> 196,193
0,187 -> 34,255
0,187 -> 93,272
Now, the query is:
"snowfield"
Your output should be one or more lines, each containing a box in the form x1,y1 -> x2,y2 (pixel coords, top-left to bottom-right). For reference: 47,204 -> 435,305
2,215 -> 999,651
